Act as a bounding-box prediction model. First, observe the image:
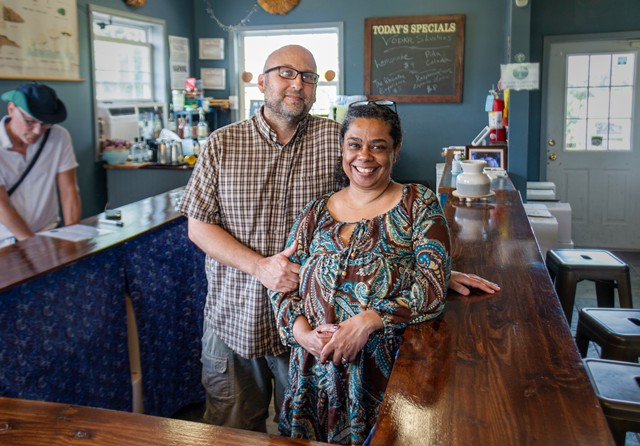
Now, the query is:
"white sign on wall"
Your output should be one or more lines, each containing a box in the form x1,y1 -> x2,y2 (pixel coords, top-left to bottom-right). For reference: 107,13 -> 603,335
500,63 -> 540,90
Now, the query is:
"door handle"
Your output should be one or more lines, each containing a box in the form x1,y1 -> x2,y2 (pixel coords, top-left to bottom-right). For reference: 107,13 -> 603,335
548,152 -> 557,161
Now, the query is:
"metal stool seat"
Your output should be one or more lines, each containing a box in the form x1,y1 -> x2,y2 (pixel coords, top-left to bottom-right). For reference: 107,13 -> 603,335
576,308 -> 640,362
584,359 -> 640,445
546,249 -> 633,324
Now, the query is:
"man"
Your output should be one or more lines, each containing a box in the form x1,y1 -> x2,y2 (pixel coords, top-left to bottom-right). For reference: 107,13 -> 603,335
180,45 -> 499,432
0,82 -> 80,247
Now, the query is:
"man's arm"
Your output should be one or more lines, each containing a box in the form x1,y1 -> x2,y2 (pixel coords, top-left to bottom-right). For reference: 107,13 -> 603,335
57,168 -> 81,226
0,186 -> 35,241
187,217 -> 299,292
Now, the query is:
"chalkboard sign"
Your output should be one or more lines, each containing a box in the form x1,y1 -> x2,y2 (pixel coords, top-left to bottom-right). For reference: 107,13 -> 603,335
364,15 -> 465,103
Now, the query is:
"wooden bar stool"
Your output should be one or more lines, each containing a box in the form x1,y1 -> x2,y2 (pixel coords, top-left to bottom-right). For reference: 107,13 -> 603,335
546,249 -> 633,324
584,359 -> 640,445
575,308 -> 640,362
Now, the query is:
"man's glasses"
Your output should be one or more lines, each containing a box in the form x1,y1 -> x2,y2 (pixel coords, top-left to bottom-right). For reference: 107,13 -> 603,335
349,100 -> 397,114
16,107 -> 52,130
264,66 -> 320,85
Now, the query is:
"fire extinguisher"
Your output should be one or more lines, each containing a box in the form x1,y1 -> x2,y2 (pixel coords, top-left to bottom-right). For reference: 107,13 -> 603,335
488,91 -> 507,143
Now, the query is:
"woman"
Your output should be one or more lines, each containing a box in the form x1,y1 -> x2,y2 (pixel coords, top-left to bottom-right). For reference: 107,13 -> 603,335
269,101 -> 451,444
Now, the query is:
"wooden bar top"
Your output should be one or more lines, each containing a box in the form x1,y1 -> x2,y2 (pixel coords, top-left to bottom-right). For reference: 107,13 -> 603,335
103,162 -> 193,171
0,397 -> 327,446
371,171 -> 614,444
0,188 -> 185,294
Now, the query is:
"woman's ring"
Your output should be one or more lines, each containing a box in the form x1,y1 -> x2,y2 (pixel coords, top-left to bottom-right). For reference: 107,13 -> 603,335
341,357 -> 349,364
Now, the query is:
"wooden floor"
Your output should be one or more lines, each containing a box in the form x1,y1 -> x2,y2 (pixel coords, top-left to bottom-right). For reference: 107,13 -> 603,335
570,250 -> 640,446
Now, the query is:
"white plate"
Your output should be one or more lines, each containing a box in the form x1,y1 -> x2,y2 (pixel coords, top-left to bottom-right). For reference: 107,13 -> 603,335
452,190 -> 496,200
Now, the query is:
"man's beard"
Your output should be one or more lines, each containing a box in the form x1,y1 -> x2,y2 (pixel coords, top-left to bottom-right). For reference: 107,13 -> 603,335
265,96 -> 310,121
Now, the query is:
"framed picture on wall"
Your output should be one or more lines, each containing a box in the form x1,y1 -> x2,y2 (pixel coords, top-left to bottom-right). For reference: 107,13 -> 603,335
199,38 -> 224,60
465,144 -> 508,170
249,100 -> 264,117
0,0 -> 81,81
201,68 -> 226,90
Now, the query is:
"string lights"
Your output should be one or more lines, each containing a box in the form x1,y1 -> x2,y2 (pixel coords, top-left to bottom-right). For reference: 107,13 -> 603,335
202,0 -> 260,32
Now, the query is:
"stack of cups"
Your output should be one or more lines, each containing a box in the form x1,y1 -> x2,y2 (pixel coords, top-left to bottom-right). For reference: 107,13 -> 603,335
488,99 -> 507,143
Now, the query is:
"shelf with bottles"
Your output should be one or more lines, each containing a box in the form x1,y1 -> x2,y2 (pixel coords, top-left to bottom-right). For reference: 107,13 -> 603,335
169,107 -> 219,139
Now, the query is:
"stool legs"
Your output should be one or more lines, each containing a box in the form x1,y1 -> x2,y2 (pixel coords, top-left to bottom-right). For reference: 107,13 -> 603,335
595,280 -> 616,308
617,272 -> 634,309
555,271 -> 578,324
575,319 -> 590,357
607,417 -> 633,446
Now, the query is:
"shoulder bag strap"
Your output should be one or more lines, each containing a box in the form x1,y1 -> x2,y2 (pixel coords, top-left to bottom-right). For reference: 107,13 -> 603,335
7,128 -> 51,197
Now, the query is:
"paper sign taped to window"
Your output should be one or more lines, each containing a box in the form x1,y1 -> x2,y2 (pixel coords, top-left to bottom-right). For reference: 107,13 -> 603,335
500,63 -> 540,90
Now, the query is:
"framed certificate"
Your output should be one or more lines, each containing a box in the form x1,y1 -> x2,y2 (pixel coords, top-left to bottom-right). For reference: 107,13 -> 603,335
201,68 -> 226,90
199,38 -> 224,60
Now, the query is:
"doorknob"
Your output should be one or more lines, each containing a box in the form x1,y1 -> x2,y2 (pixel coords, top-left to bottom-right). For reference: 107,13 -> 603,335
548,152 -> 557,161
548,139 -> 556,146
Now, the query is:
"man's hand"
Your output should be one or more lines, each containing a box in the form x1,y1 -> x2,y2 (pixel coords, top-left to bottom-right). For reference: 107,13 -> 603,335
255,241 -> 300,292
449,271 -> 500,296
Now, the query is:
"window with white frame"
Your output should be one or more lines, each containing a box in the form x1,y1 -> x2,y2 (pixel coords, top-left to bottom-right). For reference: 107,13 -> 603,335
234,24 -> 343,120
565,52 -> 636,151
89,5 -> 166,103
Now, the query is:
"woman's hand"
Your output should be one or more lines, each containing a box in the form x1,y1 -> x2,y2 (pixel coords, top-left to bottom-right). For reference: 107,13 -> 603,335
449,271 -> 500,296
320,310 -> 384,365
292,317 -> 339,358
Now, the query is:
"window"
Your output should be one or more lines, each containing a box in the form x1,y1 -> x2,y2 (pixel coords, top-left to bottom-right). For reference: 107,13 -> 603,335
89,5 -> 166,103
565,52 -> 636,151
233,24 -> 343,120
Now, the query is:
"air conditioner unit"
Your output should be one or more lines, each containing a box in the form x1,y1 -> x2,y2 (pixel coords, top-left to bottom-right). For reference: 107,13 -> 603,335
98,103 -> 139,142
97,102 -> 165,142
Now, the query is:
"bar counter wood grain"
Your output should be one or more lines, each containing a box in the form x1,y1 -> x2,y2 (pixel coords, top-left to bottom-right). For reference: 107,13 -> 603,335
0,188 -> 185,293
0,397 -> 326,446
368,171 -> 614,444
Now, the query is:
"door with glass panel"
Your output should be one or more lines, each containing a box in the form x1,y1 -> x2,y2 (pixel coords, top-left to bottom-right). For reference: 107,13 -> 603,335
544,38 -> 640,249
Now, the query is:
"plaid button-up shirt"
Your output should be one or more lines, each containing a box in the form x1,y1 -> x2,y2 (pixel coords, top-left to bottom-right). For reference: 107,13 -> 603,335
179,110 -> 342,358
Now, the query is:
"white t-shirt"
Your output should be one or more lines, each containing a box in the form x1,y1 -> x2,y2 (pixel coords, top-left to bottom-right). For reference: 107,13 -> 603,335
0,116 -> 78,243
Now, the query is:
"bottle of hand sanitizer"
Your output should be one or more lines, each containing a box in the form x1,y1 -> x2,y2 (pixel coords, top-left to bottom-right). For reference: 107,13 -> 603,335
452,152 -> 464,174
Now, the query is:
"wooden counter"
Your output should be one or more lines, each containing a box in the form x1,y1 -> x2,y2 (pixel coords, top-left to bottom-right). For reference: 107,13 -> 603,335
0,177 -> 614,444
0,188 -> 184,293
0,397 -> 326,446
369,167 -> 614,444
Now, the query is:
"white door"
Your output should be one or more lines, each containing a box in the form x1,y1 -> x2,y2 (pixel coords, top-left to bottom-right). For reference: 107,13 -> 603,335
543,38 -> 640,249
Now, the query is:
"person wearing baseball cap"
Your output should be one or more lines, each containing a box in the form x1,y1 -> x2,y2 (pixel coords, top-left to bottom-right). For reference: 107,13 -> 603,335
0,81 -> 81,246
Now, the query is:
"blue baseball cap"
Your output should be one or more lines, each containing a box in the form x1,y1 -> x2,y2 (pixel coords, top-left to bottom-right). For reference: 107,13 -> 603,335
2,82 -> 67,124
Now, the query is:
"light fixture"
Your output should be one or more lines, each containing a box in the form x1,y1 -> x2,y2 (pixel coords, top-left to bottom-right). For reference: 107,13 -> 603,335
515,0 -> 528,7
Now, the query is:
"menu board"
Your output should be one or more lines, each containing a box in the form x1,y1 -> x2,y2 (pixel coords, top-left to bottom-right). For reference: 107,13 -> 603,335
0,0 -> 80,80
364,15 -> 465,103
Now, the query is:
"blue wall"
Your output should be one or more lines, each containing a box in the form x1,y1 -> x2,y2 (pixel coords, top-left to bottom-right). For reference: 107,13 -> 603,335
194,0 -> 515,188
3,0 -> 637,218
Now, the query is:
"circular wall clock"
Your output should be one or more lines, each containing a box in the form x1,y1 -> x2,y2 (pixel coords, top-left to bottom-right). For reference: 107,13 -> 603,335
258,0 -> 300,15
123,0 -> 147,8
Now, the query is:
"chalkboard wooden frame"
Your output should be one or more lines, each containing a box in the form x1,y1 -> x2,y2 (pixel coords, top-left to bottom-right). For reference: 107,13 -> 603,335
364,15 -> 465,103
